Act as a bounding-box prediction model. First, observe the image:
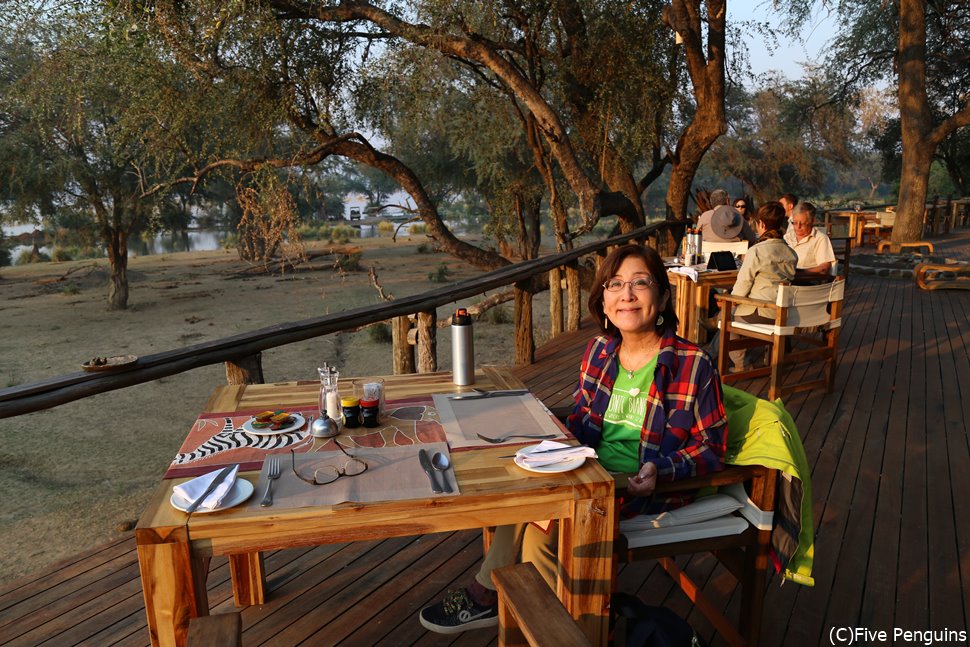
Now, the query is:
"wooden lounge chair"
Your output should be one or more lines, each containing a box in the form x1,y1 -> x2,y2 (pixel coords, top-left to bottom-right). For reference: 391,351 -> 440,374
914,263 -> 970,290
715,278 -> 845,402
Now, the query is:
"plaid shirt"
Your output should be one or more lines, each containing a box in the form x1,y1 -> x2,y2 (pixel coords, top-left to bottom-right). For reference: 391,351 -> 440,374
566,329 -> 728,514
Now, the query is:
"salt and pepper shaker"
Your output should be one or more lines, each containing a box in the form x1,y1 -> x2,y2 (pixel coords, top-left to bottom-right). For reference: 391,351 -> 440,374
317,364 -> 343,430
451,307 -> 475,385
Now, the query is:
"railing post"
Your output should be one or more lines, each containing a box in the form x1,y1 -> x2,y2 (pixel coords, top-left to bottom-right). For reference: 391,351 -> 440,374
225,354 -> 264,385
565,261 -> 581,331
513,281 -> 535,365
391,316 -> 416,374
549,267 -> 563,337
416,310 -> 437,373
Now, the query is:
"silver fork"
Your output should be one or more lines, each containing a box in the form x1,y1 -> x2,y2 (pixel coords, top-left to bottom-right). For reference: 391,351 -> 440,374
476,433 -> 557,444
259,457 -> 281,507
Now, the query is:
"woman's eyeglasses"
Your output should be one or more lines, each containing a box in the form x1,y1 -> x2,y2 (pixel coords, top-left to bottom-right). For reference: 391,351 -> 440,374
735,203 -> 747,210
290,443 -> 368,485
603,277 -> 657,292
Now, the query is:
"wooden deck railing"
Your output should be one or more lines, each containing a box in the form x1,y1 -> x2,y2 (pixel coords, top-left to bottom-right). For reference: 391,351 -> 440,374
0,223 -> 668,419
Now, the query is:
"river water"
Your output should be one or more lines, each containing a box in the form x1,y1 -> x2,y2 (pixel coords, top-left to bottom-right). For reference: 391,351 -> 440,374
2,223 -> 384,264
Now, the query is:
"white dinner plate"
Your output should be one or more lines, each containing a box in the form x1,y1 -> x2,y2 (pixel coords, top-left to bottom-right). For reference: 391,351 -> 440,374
242,412 -> 305,435
170,478 -> 254,513
514,445 -> 586,474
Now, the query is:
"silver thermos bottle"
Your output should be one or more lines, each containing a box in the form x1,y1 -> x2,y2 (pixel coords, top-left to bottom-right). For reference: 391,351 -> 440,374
451,307 -> 475,385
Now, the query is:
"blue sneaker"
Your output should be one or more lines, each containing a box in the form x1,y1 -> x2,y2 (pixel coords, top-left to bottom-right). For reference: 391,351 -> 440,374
419,588 -> 498,634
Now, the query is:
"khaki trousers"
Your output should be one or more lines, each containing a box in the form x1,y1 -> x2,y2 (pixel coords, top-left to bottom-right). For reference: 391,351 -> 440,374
475,521 -> 560,592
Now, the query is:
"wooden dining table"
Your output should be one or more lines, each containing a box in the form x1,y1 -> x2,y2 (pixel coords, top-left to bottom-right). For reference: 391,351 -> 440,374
667,267 -> 739,344
135,367 -> 615,647
824,210 -> 878,246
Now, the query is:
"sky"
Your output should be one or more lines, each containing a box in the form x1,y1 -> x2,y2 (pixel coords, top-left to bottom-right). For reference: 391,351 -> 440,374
729,1 -> 839,79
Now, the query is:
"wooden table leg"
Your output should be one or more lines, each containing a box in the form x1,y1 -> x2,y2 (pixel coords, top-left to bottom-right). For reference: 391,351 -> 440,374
136,526 -> 208,647
691,284 -> 712,344
229,552 -> 267,606
557,492 -> 615,646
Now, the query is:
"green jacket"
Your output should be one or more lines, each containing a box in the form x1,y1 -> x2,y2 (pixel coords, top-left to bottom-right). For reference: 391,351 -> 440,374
722,385 -> 815,586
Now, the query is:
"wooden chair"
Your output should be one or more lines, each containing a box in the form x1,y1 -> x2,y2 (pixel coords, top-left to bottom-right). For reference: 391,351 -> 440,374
715,278 -> 845,401
615,465 -> 778,647
862,211 -> 895,247
828,236 -> 852,282
492,563 -> 593,647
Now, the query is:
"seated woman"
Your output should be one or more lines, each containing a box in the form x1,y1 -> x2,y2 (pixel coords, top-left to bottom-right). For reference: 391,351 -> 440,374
419,244 -> 729,634
725,201 -> 798,371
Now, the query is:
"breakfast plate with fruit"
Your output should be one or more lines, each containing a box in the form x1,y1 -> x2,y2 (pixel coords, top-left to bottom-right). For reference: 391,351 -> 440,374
242,411 -> 306,436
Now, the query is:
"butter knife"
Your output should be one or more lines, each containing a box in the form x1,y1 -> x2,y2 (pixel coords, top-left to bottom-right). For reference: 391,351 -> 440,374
448,389 -> 529,401
184,465 -> 235,514
418,449 -> 443,494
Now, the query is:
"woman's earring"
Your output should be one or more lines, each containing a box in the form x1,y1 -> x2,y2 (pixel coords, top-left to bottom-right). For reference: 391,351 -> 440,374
656,314 -> 664,327
604,316 -> 610,329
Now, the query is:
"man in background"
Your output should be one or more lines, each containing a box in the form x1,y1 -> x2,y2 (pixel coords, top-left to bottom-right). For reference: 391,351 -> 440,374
784,201 -> 836,277
779,193 -> 798,222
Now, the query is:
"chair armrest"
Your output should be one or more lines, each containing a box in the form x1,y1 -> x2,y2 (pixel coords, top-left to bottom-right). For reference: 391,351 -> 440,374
713,293 -> 777,309
614,464 -> 769,497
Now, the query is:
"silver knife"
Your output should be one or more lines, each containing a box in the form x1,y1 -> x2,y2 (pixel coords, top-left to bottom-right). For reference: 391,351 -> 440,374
183,465 -> 235,514
449,389 -> 529,401
418,449 -> 443,494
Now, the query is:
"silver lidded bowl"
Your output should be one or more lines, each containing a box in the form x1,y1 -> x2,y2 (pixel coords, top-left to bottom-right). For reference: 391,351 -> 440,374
311,415 -> 339,438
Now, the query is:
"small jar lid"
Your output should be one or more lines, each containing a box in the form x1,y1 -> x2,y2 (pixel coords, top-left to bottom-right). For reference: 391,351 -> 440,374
341,396 -> 360,407
360,398 -> 380,407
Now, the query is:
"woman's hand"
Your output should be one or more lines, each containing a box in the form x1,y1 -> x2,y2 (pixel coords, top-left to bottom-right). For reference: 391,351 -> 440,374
627,461 -> 657,497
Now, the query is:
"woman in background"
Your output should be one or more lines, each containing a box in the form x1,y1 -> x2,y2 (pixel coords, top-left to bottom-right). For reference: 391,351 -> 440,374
726,201 -> 798,371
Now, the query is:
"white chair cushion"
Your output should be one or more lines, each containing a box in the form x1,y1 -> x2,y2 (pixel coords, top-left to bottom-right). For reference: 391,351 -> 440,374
619,493 -> 744,533
622,516 -> 750,549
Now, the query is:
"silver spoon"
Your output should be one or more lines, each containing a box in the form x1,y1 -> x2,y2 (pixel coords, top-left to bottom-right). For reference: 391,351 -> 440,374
431,451 -> 454,493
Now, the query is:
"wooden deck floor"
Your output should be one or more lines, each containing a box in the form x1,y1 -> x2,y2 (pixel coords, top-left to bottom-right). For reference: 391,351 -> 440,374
2,231 -> 968,647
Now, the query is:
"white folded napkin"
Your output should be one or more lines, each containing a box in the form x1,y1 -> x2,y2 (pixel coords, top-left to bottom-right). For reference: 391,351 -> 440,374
668,265 -> 701,282
173,465 -> 238,511
519,441 -> 596,467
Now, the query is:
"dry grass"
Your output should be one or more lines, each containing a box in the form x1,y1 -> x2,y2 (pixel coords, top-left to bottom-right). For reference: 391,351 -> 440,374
0,235 -> 553,585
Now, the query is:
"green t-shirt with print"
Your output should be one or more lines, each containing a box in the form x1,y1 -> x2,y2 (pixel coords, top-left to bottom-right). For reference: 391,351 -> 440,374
598,355 -> 658,473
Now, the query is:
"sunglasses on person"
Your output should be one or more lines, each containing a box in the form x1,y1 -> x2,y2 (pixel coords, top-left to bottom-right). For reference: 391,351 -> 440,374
735,202 -> 747,209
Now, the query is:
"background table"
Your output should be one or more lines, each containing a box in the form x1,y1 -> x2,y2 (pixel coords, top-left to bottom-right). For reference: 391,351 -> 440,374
135,367 -> 615,646
668,269 -> 738,344
824,210 -> 878,246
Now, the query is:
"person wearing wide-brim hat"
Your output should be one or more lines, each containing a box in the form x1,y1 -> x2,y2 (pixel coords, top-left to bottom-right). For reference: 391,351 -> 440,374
698,204 -> 758,244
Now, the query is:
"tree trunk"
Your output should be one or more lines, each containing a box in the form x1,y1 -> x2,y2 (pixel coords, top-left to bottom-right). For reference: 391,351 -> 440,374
892,0 -> 970,245
106,225 -> 129,311
513,282 -> 534,366
663,0 -> 727,221
892,0 -> 932,245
